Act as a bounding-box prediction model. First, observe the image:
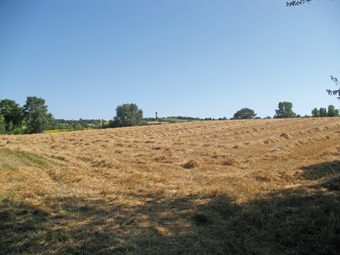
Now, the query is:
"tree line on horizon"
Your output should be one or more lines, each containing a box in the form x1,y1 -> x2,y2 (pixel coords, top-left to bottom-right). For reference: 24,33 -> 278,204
1,97 -> 339,136
1,77 -> 339,134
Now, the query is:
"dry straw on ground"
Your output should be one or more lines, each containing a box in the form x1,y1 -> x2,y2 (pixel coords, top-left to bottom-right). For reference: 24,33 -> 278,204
1,118 -> 340,254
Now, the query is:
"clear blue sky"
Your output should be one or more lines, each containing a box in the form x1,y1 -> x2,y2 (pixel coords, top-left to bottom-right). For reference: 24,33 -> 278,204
1,0 -> 339,120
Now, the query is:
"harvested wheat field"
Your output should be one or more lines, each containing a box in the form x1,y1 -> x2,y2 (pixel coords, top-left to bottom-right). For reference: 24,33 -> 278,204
1,118 -> 340,254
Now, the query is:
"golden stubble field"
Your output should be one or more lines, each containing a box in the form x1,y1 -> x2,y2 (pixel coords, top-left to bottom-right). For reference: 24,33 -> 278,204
1,118 -> 340,254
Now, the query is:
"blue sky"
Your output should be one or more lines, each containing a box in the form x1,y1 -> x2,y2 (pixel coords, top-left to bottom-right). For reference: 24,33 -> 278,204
1,0 -> 339,120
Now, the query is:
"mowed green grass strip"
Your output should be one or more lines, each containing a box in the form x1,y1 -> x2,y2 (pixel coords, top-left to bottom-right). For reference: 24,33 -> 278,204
0,148 -> 51,171
0,149 -> 55,254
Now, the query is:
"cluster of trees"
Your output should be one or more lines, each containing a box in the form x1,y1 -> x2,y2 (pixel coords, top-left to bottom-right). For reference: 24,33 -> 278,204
311,105 -> 339,117
0,97 -> 106,135
231,102 -> 298,120
55,119 -> 102,130
0,97 -> 54,134
0,99 -> 25,135
231,101 -> 340,120
232,108 -> 257,120
274,102 -> 296,118
106,103 -> 144,128
0,98 -> 145,135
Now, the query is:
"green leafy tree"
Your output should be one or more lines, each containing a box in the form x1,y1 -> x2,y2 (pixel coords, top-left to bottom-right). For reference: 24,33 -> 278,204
72,121 -> 82,130
78,118 -> 89,129
8,121 -> 14,133
319,107 -> 327,117
0,115 -> 6,134
0,99 -> 24,131
233,108 -> 257,119
311,108 -> 320,117
111,103 -> 143,127
46,115 -> 61,130
23,96 -> 53,133
327,105 -> 339,117
12,125 -> 25,135
274,102 -> 296,118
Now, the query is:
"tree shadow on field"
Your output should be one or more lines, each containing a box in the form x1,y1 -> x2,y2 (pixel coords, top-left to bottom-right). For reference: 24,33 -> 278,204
1,162 -> 340,254
300,160 -> 340,182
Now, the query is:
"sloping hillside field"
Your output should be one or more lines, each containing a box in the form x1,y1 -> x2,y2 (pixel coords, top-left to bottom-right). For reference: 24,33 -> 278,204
1,118 -> 340,254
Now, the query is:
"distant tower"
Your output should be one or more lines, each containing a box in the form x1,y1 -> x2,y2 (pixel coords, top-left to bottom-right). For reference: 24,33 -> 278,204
155,112 -> 158,119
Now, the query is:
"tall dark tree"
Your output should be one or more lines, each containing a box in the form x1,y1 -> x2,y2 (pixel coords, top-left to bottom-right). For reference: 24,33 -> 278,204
274,102 -> 296,118
327,105 -> 339,117
0,99 -> 24,131
233,108 -> 257,119
0,115 -> 6,134
111,103 -> 143,127
319,107 -> 327,117
311,108 -> 320,117
23,96 -> 53,133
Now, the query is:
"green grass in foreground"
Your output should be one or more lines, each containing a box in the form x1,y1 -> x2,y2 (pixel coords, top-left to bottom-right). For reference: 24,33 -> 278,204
0,148 -> 51,171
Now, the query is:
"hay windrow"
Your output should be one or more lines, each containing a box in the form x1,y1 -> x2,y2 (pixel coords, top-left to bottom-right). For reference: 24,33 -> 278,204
221,157 -> 240,166
280,132 -> 292,139
183,159 -> 200,169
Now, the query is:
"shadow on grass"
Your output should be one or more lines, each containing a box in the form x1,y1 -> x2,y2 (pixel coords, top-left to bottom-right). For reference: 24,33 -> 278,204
301,160 -> 340,181
1,163 -> 340,254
